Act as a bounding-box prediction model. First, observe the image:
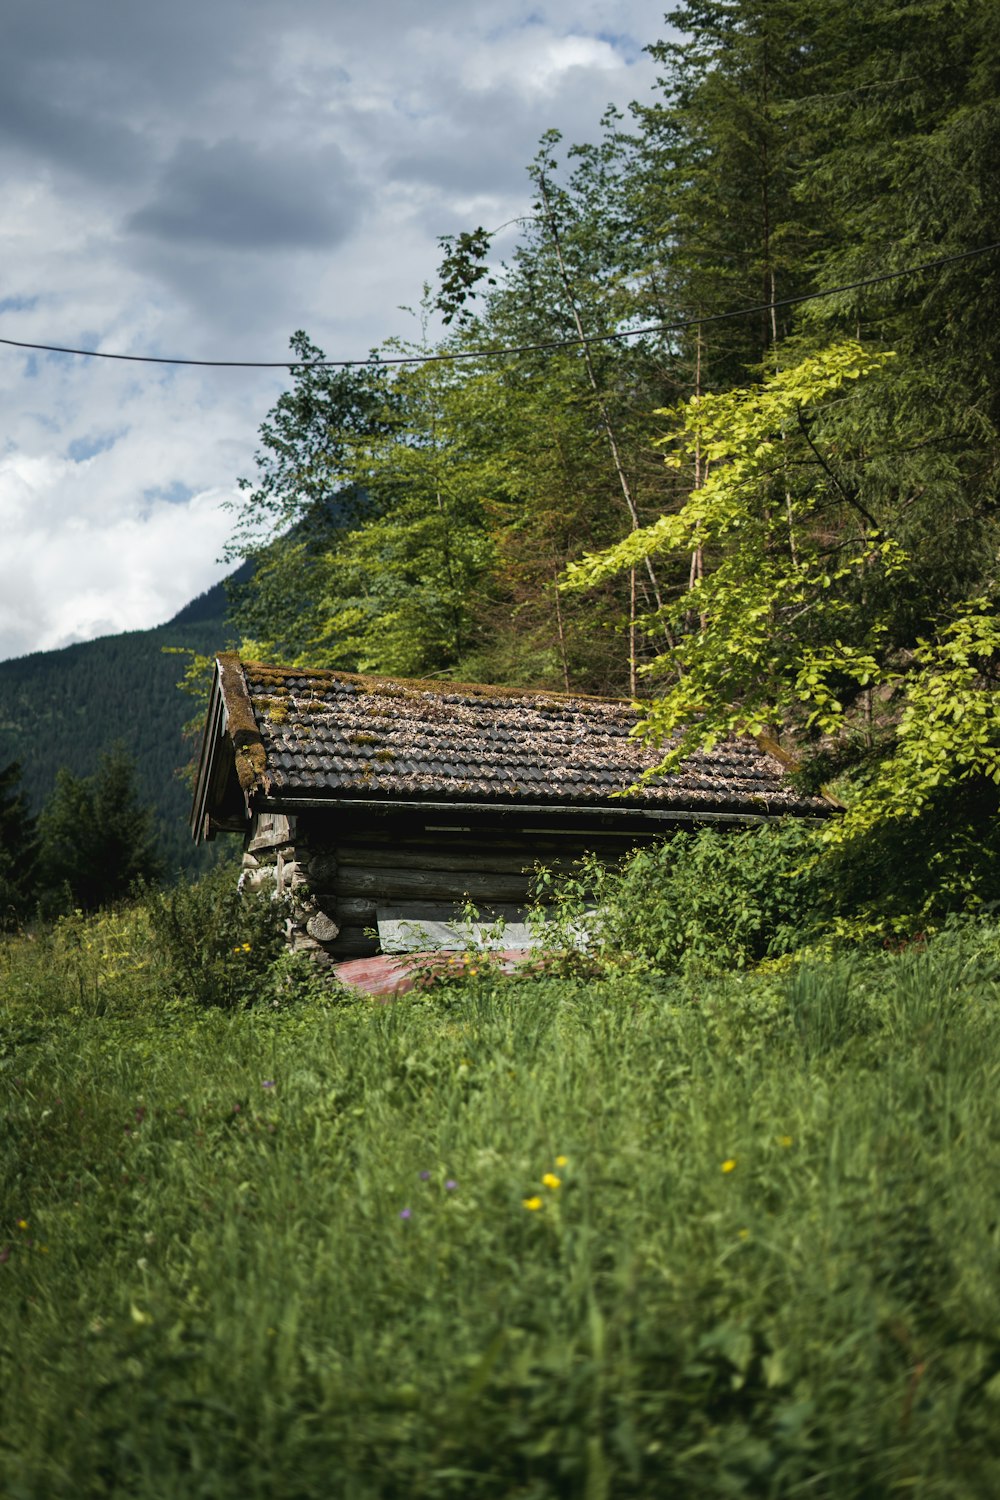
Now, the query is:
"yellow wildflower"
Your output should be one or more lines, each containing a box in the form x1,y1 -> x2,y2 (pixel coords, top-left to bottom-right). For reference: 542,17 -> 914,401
16,1219 -> 28,1230
542,1173 -> 561,1190
721,1159 -> 737,1174
522,1196 -> 543,1211
555,1155 -> 568,1168
777,1135 -> 794,1148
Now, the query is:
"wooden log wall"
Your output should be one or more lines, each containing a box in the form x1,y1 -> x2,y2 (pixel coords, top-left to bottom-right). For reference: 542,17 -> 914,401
240,808 -> 668,966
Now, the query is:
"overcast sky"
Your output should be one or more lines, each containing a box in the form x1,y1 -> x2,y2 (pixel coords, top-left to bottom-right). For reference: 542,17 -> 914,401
0,0 -> 670,663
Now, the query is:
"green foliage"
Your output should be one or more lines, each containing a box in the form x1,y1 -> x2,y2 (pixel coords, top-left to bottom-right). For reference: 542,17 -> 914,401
0,876 -> 320,1027
226,330 -> 501,676
564,342 -> 901,748
551,810 -> 1000,963
565,339 -> 1000,877
4,75 -> 989,1500
434,225 -> 496,326
635,0 -> 831,383
37,747 -> 164,914
1,901 -> 168,1023
0,762 -> 38,930
227,133 -> 677,694
591,822 -> 819,973
828,603 -> 1000,843
223,334 -> 393,662
145,862 -> 291,1010
795,0 -> 1000,423
814,781 -> 1000,942
227,331 -> 390,552
213,0 -> 1000,919
0,615 -> 234,880
306,352 -> 497,674
5,907 -> 1000,1495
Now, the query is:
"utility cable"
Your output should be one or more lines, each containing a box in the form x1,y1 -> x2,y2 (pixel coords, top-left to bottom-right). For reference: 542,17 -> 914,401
0,241 -> 996,372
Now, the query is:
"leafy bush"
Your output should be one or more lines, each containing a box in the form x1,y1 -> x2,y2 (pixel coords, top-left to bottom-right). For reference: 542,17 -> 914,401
145,861 -> 290,1009
0,867 -> 329,1021
815,779 -> 1000,941
595,821 -> 820,974
0,901 -> 171,1025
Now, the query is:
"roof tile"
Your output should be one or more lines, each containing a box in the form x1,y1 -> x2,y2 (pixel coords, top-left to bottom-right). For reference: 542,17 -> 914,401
231,660 -> 831,818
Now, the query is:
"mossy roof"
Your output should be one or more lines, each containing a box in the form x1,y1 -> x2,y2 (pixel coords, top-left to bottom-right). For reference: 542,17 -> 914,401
196,655 -> 833,823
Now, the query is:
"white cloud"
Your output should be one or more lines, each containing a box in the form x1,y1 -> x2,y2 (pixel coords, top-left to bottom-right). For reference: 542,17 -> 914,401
43,488 -> 237,646
461,30 -> 622,94
0,0 -> 671,661
0,474 -> 236,655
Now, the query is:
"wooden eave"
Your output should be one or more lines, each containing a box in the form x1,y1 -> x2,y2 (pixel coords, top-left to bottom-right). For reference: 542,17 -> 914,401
190,654 -> 270,842
253,793 -> 824,829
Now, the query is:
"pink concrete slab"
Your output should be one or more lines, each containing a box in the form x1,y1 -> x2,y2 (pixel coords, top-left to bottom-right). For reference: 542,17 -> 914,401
332,950 -> 536,998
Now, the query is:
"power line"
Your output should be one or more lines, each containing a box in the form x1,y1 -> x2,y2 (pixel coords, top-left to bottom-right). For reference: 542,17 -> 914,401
0,241 -> 997,373
781,68 -> 959,108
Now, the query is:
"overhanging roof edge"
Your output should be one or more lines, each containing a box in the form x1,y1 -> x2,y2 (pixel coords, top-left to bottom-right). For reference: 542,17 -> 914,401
253,794 -> 826,826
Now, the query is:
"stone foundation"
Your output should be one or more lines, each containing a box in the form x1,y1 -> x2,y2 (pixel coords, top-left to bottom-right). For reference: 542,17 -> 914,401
240,812 -> 344,969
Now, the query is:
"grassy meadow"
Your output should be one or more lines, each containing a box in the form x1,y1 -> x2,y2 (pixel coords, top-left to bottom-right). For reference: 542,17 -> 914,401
4,874 -> 1000,1497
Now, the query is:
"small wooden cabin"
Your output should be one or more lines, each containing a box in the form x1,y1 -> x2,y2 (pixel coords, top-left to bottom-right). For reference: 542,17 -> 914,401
191,654 -> 831,966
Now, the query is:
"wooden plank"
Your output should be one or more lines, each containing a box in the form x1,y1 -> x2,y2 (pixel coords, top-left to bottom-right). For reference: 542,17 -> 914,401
332,844 -> 571,876
326,852 -> 634,885
322,814 -> 663,847
335,866 -> 535,902
248,812 -> 292,852
330,897 -> 534,927
330,825 -> 649,853
377,901 -> 528,924
333,895 -> 378,924
316,886 -> 559,918
330,926 -> 379,958
335,846 -> 641,876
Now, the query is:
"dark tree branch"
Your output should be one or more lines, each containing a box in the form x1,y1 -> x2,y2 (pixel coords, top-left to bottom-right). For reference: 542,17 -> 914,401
796,407 -> 883,533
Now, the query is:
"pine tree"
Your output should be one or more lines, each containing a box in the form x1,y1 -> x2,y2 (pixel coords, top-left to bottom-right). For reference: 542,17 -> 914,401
632,0 -> 834,387
38,747 -> 164,913
0,761 -> 39,929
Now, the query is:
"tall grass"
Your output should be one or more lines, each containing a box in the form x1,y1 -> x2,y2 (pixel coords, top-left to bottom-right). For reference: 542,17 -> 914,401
3,903 -> 1000,1496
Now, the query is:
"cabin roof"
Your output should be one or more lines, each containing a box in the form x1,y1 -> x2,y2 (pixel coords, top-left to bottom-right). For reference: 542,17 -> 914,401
191,654 -> 834,840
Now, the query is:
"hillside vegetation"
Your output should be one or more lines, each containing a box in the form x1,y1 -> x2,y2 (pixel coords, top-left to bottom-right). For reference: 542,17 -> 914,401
4,2 -> 999,922
221,0 -> 1000,923
0,592 -> 237,880
3,871 -> 1000,1498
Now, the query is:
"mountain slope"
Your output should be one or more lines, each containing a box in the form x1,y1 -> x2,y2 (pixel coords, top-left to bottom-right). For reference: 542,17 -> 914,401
0,608 -> 240,878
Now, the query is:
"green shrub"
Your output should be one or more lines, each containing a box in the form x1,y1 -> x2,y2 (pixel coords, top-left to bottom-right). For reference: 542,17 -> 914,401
145,862 -> 289,1009
596,821 -> 819,974
815,779 -> 1000,941
0,868 -> 324,1022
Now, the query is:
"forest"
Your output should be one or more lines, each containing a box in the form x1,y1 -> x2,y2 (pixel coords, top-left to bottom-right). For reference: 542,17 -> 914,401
0,608 -> 234,926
